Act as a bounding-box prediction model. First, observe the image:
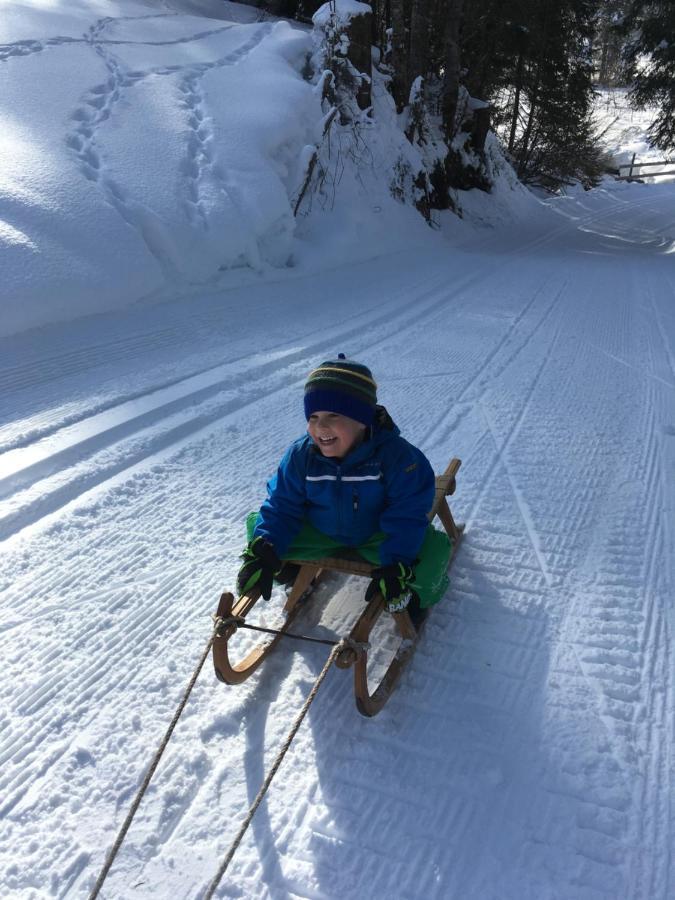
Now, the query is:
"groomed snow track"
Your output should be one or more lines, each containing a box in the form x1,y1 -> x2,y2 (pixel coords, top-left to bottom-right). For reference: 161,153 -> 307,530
1,176 -> 674,898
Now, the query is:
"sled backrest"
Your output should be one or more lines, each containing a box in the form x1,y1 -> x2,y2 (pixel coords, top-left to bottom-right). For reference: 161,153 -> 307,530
427,457 -> 462,542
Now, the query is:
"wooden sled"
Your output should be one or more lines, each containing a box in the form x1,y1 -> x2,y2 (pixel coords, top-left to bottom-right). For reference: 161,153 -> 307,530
213,458 -> 463,715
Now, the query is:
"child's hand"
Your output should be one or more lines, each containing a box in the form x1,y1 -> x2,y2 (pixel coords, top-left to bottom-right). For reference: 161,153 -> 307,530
366,562 -> 415,612
236,537 -> 283,600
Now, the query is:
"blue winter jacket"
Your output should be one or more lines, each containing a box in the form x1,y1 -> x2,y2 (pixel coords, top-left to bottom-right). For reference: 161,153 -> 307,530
254,409 -> 435,565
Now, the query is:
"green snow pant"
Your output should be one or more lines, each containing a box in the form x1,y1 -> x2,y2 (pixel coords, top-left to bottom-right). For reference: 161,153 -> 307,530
246,512 -> 452,608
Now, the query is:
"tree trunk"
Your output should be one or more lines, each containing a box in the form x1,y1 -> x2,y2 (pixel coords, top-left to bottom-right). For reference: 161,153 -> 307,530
408,0 -> 430,95
598,21 -> 610,84
390,0 -> 409,111
516,1 -> 551,177
508,47 -> 525,153
346,8 -> 374,111
441,0 -> 464,140
517,82 -> 539,177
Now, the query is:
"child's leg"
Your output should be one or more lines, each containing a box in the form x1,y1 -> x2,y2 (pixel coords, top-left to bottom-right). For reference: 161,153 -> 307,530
285,520 -> 346,560
245,512 -> 344,561
354,526 -> 453,608
410,527 -> 453,607
244,514 -> 452,606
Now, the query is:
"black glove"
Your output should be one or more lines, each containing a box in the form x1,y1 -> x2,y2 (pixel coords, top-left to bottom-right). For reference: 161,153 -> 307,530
236,537 -> 283,600
365,562 -> 415,612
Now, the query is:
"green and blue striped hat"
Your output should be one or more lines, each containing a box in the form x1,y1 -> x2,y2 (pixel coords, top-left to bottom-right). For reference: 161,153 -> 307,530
304,354 -> 378,426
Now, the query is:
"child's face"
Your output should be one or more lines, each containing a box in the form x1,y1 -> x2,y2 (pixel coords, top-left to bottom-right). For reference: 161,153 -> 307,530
307,411 -> 367,458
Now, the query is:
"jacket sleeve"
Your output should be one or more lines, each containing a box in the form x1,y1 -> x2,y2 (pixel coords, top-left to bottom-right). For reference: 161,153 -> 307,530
253,443 -> 307,556
378,443 -> 435,566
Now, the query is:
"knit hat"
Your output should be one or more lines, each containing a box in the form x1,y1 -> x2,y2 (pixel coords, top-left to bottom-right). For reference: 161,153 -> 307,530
304,354 -> 378,426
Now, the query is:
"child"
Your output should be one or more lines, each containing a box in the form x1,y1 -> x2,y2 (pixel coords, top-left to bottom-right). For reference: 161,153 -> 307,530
237,355 -> 452,625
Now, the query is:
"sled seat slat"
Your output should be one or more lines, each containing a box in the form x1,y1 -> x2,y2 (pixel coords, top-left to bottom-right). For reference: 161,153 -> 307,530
287,556 -> 374,578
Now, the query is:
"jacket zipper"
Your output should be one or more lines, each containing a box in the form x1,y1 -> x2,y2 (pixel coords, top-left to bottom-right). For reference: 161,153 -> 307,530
335,465 -> 342,534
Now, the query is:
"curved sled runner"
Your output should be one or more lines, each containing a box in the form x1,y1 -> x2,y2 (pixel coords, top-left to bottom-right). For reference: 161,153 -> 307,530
213,458 -> 463,715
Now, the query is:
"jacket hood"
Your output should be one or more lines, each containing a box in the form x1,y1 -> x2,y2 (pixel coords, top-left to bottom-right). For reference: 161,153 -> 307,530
372,404 -> 398,435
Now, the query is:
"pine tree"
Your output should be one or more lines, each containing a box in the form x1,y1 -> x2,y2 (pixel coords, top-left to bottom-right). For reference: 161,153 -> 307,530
620,1 -> 675,150
461,0 -> 602,189
442,0 -> 464,140
390,0 -> 410,110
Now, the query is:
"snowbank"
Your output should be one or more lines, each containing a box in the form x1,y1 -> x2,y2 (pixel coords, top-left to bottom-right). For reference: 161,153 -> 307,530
312,0 -> 372,28
1,0 -> 545,339
0,0 -> 319,336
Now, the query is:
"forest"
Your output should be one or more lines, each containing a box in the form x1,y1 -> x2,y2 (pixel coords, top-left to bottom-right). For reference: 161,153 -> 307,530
264,0 -> 675,200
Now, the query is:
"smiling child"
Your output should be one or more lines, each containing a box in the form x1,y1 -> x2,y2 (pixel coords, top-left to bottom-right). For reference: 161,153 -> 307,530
236,355 -> 452,625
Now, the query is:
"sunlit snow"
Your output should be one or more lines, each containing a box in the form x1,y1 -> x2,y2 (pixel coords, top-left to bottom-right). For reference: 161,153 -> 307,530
1,2 -> 674,899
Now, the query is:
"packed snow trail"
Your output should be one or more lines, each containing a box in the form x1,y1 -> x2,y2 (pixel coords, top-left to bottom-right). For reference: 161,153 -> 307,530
1,172 -> 674,898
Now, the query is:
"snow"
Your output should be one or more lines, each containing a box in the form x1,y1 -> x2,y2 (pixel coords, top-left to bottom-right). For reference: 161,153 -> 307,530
0,0 -> 450,337
1,3 -> 675,899
0,0 -> 317,336
312,0 -> 372,29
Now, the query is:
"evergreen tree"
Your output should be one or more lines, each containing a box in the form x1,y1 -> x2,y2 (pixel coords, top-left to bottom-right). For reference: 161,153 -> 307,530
461,0 -> 602,189
620,1 -> 675,150
256,0 -> 612,191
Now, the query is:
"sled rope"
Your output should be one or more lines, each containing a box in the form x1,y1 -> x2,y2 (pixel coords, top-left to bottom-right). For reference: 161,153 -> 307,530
89,617 -> 362,899
204,638 -> 349,898
88,625 -> 219,900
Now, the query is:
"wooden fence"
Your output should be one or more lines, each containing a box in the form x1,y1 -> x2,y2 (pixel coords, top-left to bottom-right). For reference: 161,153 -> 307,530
616,153 -> 675,181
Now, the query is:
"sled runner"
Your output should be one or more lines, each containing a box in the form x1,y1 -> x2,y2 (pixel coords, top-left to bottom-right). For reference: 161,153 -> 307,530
213,458 -> 463,716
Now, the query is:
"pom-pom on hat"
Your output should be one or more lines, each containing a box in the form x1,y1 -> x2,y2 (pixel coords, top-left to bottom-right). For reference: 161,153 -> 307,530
304,354 -> 378,426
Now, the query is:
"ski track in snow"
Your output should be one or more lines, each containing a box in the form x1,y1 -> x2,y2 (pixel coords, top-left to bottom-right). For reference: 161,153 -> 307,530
2,19 -> 675,900
2,185 -> 674,899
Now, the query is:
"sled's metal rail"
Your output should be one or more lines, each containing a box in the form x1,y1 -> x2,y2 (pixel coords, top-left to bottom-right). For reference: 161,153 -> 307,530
213,457 -> 463,717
